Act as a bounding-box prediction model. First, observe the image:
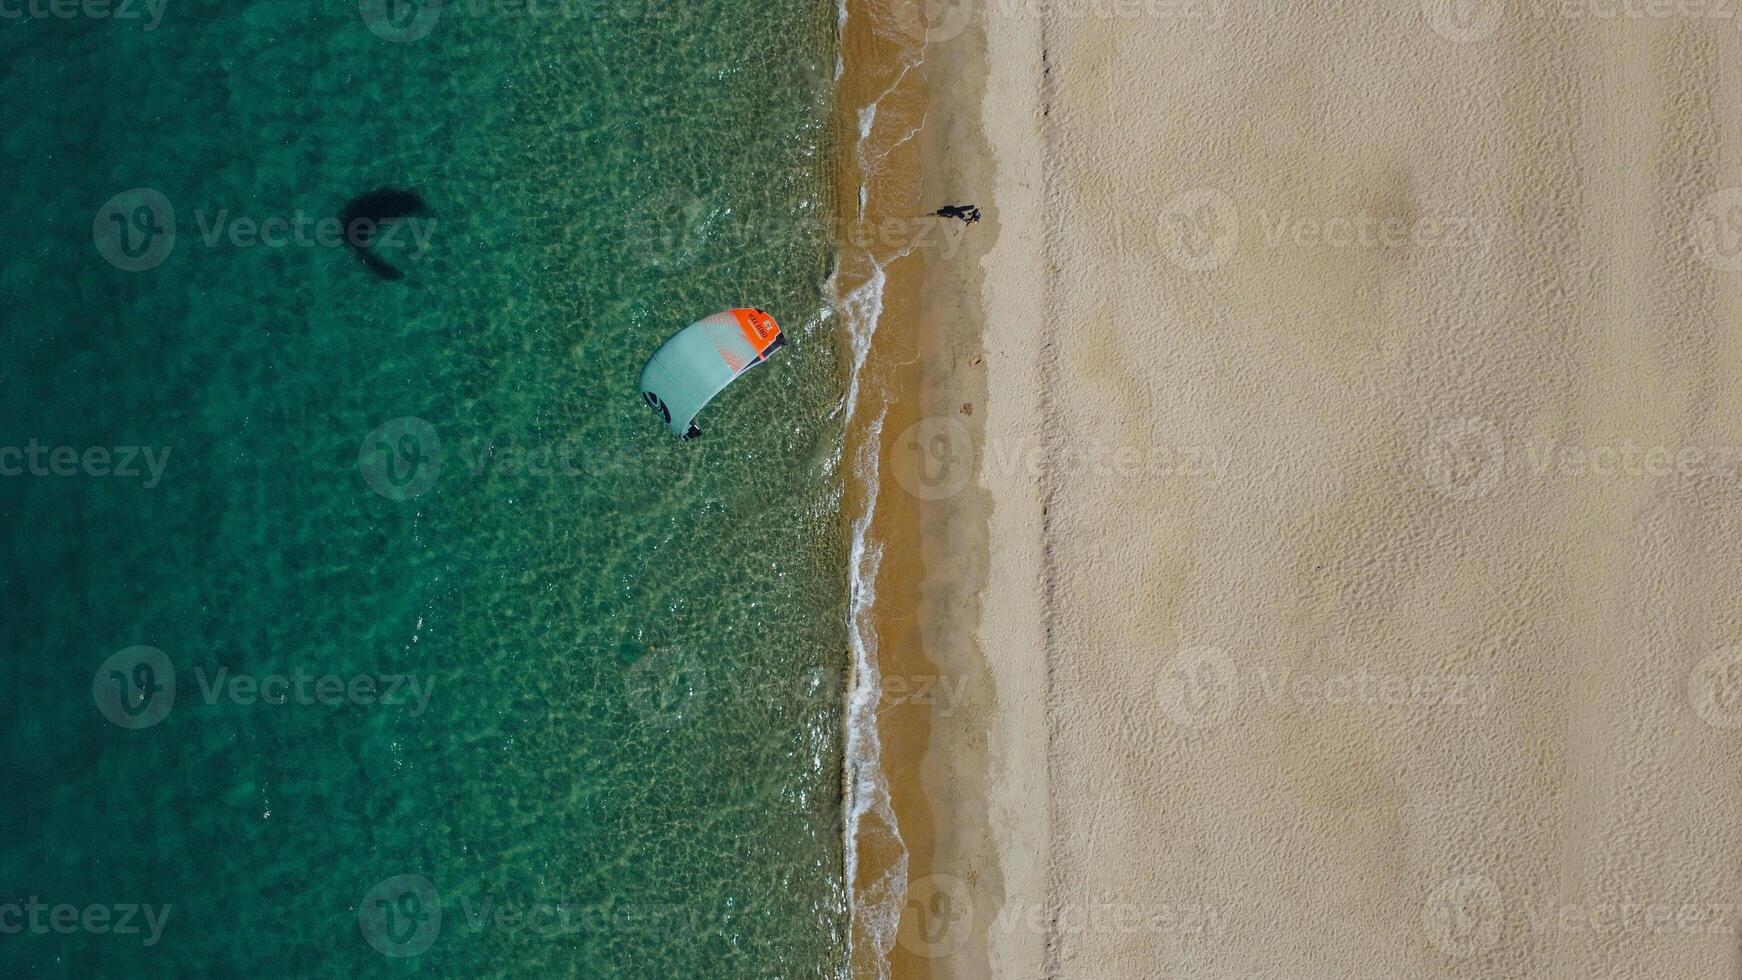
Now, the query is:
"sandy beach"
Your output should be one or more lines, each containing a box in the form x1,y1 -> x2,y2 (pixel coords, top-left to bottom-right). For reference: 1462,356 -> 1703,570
856,1 -> 1742,977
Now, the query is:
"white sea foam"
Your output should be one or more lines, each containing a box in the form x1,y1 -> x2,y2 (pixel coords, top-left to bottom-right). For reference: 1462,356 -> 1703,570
835,219 -> 902,980
835,116 -> 892,980
834,0 -> 848,82
836,1 -> 935,972
843,399 -> 899,980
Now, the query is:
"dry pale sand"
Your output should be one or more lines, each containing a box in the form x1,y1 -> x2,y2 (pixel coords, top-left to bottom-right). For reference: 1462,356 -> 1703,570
884,0 -> 1742,978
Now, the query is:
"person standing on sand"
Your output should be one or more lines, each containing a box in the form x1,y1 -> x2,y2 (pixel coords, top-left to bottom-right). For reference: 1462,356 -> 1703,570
932,203 -> 981,224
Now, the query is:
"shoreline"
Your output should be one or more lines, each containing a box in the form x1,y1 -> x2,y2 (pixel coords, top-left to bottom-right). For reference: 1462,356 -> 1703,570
834,1 -> 1029,977
830,0 -> 934,976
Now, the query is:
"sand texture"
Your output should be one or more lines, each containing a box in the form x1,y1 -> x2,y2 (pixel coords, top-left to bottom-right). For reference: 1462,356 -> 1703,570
902,1 -> 1742,977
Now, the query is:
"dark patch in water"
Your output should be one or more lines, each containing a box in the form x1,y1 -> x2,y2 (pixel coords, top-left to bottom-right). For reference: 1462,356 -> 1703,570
338,188 -> 427,281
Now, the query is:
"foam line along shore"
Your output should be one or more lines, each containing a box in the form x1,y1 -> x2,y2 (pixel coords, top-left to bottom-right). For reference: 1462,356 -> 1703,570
830,0 -> 929,976
833,0 -> 1011,977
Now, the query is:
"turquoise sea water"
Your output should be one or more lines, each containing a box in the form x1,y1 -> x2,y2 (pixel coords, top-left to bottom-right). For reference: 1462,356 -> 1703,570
0,1 -> 847,976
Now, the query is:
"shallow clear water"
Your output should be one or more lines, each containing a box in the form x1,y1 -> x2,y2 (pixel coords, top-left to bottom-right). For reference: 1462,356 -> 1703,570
0,2 -> 845,976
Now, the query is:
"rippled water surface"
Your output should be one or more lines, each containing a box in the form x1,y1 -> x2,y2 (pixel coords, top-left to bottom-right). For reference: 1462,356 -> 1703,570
0,2 -> 845,975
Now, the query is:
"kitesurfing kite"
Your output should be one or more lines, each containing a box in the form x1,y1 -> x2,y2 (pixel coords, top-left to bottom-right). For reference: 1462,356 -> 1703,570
639,308 -> 785,439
